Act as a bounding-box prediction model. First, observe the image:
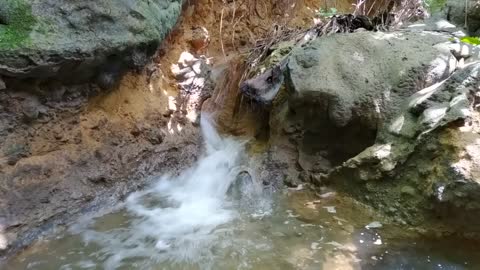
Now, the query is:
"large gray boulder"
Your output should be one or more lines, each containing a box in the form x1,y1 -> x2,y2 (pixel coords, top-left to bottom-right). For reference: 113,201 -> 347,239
0,0 -> 182,85
286,31 -> 457,131
268,30 -> 468,163
244,28 -> 480,235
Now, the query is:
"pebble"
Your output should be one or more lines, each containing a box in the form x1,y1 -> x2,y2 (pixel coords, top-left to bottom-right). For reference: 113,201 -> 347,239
401,185 -> 417,196
323,206 -> 336,213
310,242 -> 321,250
373,238 -> 383,245
155,240 -> 170,250
365,221 -> 383,229
319,191 -> 336,199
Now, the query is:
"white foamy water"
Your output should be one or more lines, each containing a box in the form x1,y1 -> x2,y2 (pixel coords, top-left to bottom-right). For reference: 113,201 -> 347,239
71,115 -> 259,269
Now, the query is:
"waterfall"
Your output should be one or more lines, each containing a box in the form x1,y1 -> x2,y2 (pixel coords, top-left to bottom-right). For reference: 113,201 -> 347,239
75,114 -> 257,269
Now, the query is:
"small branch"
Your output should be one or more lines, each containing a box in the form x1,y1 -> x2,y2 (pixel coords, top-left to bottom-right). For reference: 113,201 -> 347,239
367,0 -> 378,16
465,0 -> 468,29
220,1 -> 226,60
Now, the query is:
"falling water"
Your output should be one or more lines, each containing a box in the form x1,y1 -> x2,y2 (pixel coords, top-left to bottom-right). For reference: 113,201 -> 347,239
67,115 -> 267,269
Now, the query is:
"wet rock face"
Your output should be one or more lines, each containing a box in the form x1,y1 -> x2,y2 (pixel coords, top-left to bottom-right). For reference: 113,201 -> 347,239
0,0 -> 182,85
0,72 -> 201,256
243,25 -> 480,235
316,49 -> 480,234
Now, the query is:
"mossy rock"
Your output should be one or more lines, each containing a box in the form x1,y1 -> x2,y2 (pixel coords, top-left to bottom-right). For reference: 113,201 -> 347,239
0,0 -> 36,49
0,0 -> 182,84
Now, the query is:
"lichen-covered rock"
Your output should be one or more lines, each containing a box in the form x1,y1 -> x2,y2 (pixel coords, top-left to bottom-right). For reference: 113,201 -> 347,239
0,0 -> 182,85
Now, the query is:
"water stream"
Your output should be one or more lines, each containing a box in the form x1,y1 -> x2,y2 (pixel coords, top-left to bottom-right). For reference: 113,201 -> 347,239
4,117 -> 480,270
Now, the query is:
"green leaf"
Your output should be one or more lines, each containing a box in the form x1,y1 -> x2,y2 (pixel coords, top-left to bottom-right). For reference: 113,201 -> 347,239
460,36 -> 480,46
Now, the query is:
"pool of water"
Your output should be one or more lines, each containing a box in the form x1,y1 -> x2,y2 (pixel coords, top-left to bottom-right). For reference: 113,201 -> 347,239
4,117 -> 480,270
5,189 -> 480,270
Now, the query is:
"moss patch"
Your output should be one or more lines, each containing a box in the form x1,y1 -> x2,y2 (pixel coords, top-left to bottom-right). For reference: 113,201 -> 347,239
423,0 -> 447,13
0,0 -> 36,50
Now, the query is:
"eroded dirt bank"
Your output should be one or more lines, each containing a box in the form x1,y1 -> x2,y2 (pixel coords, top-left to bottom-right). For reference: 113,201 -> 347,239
0,72 -> 202,255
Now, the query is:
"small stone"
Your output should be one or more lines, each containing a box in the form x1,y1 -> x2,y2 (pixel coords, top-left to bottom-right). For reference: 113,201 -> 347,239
310,173 -> 323,184
155,240 -> 170,251
283,124 -> 297,134
96,70 -> 120,90
304,200 -> 321,209
395,217 -> 407,225
54,132 -> 63,140
71,191 -> 83,200
323,206 -> 336,213
344,224 -> 355,233
145,128 -> 164,145
387,207 -> 397,214
0,233 -> 8,250
22,104 -> 40,122
284,177 -> 300,188
0,77 -> 6,90
5,143 -> 30,166
189,26 -> 210,53
298,171 -> 310,182
311,242 -> 321,250
319,191 -> 336,199
365,221 -> 383,229
87,174 -> 108,184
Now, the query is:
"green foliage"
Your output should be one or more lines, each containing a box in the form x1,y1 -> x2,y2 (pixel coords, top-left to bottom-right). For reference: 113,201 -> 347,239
423,0 -> 447,13
0,0 -> 36,50
460,36 -> 480,46
316,7 -> 338,18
